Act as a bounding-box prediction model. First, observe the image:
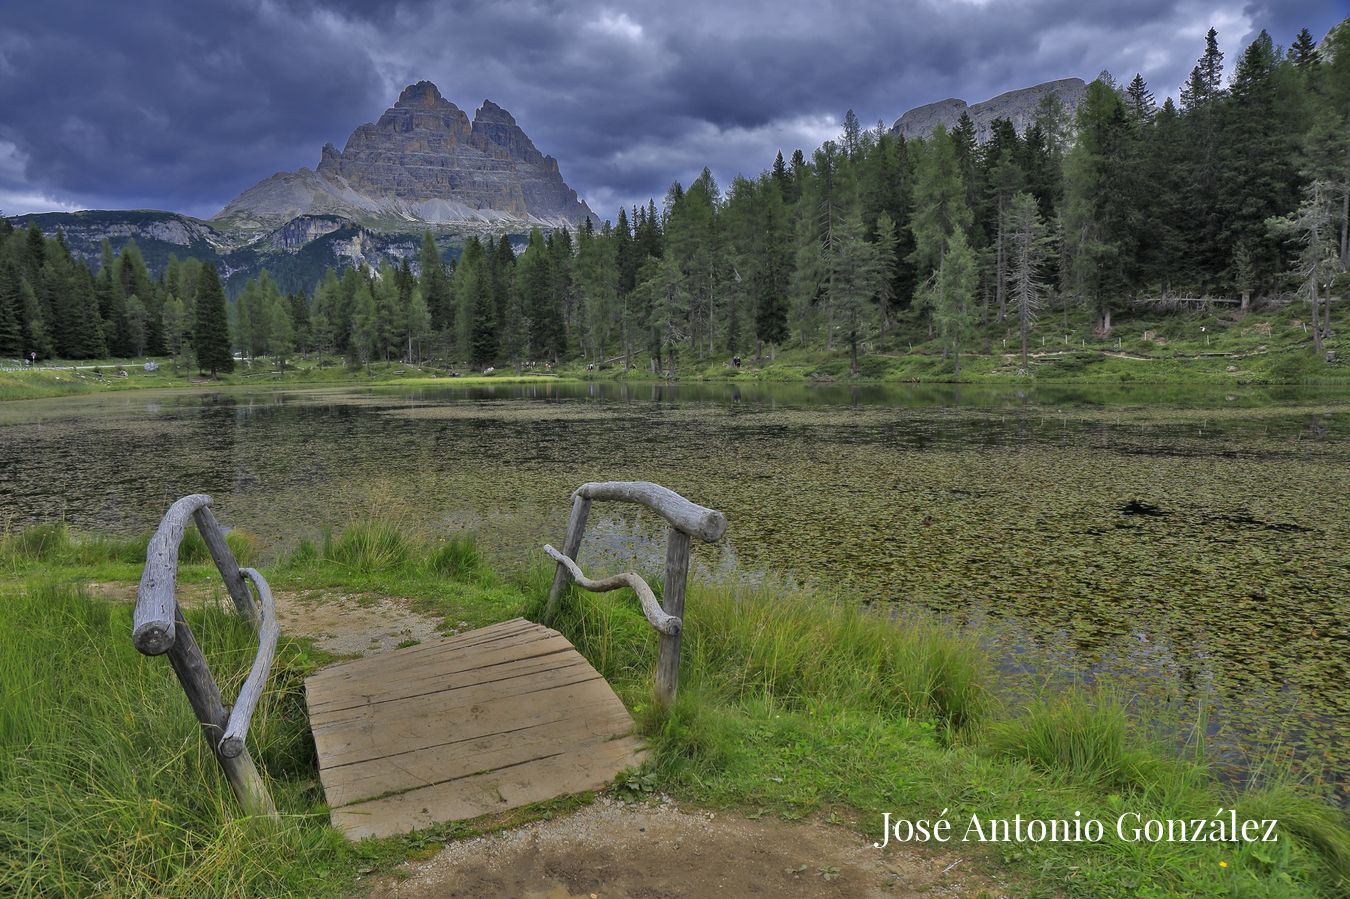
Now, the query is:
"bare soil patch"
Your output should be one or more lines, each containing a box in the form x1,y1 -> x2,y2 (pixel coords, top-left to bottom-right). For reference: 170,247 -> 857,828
371,797 -> 1006,899
85,582 -> 448,657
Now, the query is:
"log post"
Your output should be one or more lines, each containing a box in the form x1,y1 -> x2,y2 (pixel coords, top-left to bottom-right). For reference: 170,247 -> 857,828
655,527 -> 691,709
545,494 -> 591,621
165,604 -> 278,819
192,505 -> 256,626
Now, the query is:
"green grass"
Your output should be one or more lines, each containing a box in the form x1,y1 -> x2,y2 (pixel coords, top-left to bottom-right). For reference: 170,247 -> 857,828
557,303 -> 1347,386
0,355 -> 566,402
535,573 -> 1349,897
3,304 -> 1344,404
0,521 -> 256,574
1,518 -> 1346,897
0,581 -> 347,897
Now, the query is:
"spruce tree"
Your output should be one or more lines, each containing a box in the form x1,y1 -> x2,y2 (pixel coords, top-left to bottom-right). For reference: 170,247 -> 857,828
1063,78 -> 1136,331
1006,192 -> 1052,369
0,262 -> 22,357
909,125 -> 972,301
193,264 -> 233,376
929,229 -> 978,374
1125,74 -> 1156,125
1291,27 -> 1320,69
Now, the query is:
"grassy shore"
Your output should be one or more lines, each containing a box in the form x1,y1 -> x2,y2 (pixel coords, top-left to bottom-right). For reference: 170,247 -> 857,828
2,305 -> 1345,402
1,520 -> 1347,897
564,303 -> 1346,386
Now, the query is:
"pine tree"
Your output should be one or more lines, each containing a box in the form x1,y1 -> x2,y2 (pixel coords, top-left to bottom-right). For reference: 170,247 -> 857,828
909,125 -> 972,330
349,275 -> 378,367
842,109 -> 862,157
1268,178 -> 1339,355
0,262 -> 23,356
1216,30 -> 1307,295
1291,27 -> 1320,69
929,229 -> 978,374
641,254 -> 689,377
1125,74 -> 1156,125
266,292 -> 294,368
1063,78 -> 1136,331
162,296 -> 189,362
828,212 -> 881,375
1006,192 -> 1052,369
771,151 -> 789,194
193,265 -> 233,376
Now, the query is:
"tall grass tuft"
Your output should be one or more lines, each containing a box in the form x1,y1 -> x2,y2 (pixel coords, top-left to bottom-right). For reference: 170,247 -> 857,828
0,581 -> 343,896
984,692 -> 1163,789
541,576 -> 986,730
320,518 -> 412,572
428,534 -> 484,580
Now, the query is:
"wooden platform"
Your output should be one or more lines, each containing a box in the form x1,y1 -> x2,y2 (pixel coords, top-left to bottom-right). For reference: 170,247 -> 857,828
304,618 -> 645,840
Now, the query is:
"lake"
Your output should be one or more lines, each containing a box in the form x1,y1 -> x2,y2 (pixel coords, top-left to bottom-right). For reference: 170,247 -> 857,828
1,379 -> 1346,796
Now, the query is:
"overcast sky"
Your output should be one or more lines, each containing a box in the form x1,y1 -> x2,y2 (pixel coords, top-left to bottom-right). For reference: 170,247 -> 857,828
0,1 -> 1343,221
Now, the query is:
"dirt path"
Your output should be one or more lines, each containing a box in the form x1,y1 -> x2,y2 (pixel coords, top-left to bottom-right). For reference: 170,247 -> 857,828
86,581 -> 452,657
371,797 -> 1005,899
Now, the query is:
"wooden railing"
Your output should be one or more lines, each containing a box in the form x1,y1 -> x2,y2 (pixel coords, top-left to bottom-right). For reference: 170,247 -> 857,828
543,481 -> 727,708
132,494 -> 279,819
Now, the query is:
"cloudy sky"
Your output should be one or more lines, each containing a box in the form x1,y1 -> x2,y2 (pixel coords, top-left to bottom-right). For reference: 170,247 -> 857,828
0,0 -> 1342,221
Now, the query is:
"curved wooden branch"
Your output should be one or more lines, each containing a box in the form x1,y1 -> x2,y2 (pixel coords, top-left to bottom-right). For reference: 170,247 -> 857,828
134,494 -> 212,655
575,481 -> 727,543
219,568 -> 279,759
543,544 -> 681,636
193,505 -> 257,625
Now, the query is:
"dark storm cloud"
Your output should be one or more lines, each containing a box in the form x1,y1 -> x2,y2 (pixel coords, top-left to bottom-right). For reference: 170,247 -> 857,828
0,0 -> 1343,219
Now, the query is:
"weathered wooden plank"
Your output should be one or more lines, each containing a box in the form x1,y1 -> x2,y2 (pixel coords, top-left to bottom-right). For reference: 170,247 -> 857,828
545,494 -> 591,620
303,618 -> 537,683
320,704 -> 636,808
543,544 -> 679,635
575,481 -> 727,542
303,626 -> 572,696
655,527 -> 691,708
306,616 -> 645,839
331,735 -> 646,840
218,567 -> 278,759
310,675 -> 618,766
306,649 -> 588,719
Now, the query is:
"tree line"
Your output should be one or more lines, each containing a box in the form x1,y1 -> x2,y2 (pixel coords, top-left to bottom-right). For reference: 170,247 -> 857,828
2,23 -> 1345,375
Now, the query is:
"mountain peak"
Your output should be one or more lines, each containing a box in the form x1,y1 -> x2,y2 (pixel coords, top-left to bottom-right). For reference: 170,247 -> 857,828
216,82 -> 596,229
473,99 -> 517,126
395,80 -> 448,108
891,77 -> 1087,142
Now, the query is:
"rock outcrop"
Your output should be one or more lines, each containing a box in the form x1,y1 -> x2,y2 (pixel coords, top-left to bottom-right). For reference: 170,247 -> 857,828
216,81 -> 596,230
891,78 -> 1087,142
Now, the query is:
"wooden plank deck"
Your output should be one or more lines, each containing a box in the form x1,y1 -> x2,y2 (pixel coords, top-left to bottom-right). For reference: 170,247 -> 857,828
304,618 -> 645,840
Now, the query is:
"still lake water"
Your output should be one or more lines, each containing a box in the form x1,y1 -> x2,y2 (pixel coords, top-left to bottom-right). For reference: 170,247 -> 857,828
1,380 -> 1346,793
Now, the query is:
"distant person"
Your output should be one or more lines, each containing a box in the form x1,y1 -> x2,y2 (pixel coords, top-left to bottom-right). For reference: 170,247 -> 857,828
732,356 -> 741,368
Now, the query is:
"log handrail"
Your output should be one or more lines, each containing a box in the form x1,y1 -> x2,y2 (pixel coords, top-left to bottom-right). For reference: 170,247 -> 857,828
219,567 -> 279,759
543,545 -> 680,635
543,481 -> 726,708
574,481 -> 727,543
132,494 -> 278,819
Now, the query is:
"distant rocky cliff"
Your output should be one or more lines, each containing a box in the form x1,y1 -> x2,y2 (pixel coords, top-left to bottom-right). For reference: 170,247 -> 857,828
215,81 -> 596,230
891,78 -> 1087,142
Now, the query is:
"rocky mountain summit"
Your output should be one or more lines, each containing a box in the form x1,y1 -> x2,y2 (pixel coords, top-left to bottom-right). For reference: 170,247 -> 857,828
891,78 -> 1087,142
216,81 -> 596,230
